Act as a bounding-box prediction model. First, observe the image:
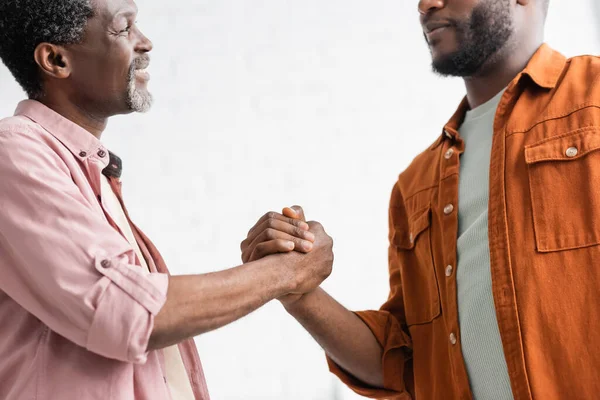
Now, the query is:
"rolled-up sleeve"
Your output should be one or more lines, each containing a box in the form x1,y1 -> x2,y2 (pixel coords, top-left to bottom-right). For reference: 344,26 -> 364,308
327,183 -> 414,399
0,128 -> 168,363
326,290 -> 413,399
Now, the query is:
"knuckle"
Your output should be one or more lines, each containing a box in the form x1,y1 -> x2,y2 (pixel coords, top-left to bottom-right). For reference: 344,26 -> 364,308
255,243 -> 266,255
265,228 -> 276,239
309,221 -> 322,229
288,217 -> 300,226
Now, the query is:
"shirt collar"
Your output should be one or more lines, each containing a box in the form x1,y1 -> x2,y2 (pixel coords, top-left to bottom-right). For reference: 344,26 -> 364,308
14,100 -> 123,177
429,43 -> 567,150
520,43 -> 567,90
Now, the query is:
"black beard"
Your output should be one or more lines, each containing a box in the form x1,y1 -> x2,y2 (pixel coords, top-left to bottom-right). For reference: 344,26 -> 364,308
429,0 -> 513,77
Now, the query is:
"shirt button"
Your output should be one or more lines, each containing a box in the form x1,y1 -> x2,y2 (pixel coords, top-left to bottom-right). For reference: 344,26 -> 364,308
79,151 -> 87,157
97,150 -> 107,158
449,333 -> 457,345
445,265 -> 453,277
100,259 -> 111,268
444,148 -> 454,160
444,204 -> 454,215
566,147 -> 578,158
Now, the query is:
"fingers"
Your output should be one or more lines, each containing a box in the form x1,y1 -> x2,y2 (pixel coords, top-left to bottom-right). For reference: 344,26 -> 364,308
242,226 -> 315,262
248,211 -> 309,237
248,240 -> 295,263
241,207 -> 315,263
245,217 -> 314,247
282,205 -> 306,222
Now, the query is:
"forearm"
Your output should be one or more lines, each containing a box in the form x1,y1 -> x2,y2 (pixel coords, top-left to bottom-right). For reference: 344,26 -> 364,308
284,288 -> 384,388
148,256 -> 291,350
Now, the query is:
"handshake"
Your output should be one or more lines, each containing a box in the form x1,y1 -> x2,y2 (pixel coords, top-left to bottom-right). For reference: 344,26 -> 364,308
240,205 -> 334,306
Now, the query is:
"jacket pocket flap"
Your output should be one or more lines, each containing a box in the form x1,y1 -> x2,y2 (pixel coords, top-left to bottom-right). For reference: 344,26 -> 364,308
392,206 -> 431,250
525,127 -> 600,165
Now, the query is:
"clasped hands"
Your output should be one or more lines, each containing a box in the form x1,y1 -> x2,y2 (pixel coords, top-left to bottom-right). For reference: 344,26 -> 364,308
240,206 -> 333,306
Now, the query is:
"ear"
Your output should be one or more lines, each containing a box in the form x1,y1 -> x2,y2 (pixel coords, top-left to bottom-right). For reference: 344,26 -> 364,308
33,43 -> 72,80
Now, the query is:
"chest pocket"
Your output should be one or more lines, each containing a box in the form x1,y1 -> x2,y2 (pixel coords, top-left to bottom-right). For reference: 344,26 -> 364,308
392,205 -> 441,325
525,127 -> 600,252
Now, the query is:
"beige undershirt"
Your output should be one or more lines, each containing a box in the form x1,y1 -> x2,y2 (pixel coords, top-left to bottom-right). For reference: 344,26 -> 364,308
100,176 -> 195,400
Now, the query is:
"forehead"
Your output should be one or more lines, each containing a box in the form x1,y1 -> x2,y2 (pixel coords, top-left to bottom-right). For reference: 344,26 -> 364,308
92,0 -> 138,21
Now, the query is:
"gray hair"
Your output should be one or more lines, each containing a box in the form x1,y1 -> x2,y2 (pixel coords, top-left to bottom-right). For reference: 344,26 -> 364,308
0,0 -> 94,98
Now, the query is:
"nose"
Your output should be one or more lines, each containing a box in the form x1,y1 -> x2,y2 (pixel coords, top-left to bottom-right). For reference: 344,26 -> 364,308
418,0 -> 445,15
135,28 -> 153,53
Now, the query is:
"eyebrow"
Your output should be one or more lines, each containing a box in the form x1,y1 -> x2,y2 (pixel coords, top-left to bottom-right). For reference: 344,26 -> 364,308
113,4 -> 138,20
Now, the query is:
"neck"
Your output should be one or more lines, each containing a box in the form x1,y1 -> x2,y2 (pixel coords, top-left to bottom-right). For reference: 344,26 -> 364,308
37,96 -> 108,139
463,37 -> 543,109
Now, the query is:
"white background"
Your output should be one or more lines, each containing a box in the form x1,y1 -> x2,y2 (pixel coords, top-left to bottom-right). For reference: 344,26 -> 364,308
1,1 -> 598,399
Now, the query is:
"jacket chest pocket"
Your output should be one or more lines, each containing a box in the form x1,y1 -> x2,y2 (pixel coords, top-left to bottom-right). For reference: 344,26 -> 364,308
525,127 -> 600,252
392,205 -> 441,325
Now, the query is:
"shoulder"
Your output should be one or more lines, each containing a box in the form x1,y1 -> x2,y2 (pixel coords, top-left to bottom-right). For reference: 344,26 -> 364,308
558,54 -> 600,101
0,115 -> 69,177
391,140 -> 442,210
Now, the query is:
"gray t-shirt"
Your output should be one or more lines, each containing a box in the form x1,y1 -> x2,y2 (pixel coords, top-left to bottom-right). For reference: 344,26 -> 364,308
456,89 -> 514,400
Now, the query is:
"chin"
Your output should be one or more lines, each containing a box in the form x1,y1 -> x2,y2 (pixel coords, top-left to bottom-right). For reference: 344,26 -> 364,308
126,89 -> 153,113
430,41 -> 457,61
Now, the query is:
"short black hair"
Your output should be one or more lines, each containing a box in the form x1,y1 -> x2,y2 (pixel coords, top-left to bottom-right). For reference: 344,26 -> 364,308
0,0 -> 94,99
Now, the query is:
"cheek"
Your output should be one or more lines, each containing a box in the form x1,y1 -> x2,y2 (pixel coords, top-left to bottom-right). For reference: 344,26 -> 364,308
449,0 -> 481,14
72,46 -> 133,92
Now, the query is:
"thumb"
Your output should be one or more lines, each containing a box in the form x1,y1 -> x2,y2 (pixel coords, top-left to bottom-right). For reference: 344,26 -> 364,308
282,205 -> 306,222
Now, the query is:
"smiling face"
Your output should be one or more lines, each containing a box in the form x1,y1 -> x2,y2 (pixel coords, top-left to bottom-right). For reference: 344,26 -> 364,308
419,0 -> 514,77
65,0 -> 154,115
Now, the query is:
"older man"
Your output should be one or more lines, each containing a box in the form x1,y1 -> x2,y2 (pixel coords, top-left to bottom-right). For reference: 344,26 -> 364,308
0,1 -> 333,399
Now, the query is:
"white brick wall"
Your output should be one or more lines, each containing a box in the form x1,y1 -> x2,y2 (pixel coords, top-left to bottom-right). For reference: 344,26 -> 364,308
0,1 -> 598,399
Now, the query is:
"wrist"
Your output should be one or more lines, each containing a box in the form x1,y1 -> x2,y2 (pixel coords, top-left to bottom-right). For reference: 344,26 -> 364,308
282,288 -> 318,314
258,255 -> 297,299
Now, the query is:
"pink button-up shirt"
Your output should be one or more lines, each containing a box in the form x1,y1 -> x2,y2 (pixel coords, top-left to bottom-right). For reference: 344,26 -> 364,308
0,100 -> 210,400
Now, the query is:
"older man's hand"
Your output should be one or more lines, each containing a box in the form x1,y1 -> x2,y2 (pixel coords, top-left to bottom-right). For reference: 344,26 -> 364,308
241,208 -> 315,263
241,206 -> 334,305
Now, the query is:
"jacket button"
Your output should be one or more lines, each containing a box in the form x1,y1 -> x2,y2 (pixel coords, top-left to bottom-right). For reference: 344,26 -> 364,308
444,204 -> 454,215
445,265 -> 454,277
97,150 -> 107,158
79,151 -> 87,157
566,147 -> 578,158
100,259 -> 111,268
449,333 -> 457,345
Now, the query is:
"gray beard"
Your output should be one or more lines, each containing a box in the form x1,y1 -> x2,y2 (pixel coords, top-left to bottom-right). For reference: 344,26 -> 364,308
126,66 -> 153,113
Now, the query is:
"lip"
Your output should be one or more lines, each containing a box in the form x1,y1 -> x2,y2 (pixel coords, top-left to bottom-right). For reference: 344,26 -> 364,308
423,21 -> 452,33
135,68 -> 150,82
424,24 -> 452,44
423,20 -> 452,35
